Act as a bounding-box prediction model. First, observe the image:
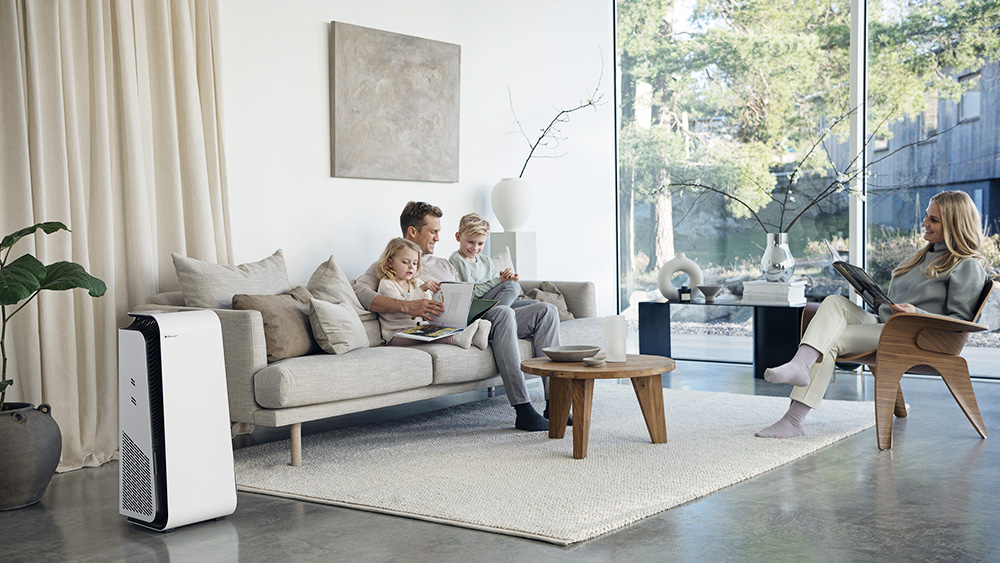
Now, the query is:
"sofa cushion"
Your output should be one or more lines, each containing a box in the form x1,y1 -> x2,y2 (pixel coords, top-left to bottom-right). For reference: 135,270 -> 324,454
253,347 -> 433,408
172,249 -> 290,309
523,281 -> 575,321
416,343 -> 500,385
309,298 -> 369,355
306,255 -> 368,316
233,286 -> 319,363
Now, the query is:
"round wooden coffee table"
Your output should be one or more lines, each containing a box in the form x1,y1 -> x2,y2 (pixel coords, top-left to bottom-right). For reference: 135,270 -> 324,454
520,354 -> 676,459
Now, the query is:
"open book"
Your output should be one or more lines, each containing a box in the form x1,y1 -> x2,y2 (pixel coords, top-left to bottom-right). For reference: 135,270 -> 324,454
394,282 -> 498,341
832,261 -> 894,311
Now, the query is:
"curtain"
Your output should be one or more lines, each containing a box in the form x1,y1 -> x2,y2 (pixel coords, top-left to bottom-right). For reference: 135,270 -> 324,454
0,0 -> 231,471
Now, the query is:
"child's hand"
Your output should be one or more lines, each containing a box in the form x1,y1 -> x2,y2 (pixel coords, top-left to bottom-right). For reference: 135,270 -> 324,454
500,268 -> 519,282
421,280 -> 440,293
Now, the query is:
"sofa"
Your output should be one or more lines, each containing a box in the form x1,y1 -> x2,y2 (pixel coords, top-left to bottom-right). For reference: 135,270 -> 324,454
137,250 -> 603,465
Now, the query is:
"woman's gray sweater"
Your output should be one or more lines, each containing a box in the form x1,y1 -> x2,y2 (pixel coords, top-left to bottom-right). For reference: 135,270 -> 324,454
877,241 -> 988,322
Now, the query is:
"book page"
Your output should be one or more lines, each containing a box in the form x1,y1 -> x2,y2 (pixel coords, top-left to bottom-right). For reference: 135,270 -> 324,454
431,282 -> 474,328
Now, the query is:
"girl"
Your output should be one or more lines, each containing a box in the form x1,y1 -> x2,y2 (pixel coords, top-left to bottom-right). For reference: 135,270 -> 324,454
375,237 -> 490,349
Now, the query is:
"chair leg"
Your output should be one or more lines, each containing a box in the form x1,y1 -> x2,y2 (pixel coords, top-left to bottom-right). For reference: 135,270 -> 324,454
290,423 -> 302,467
874,367 -> 905,450
938,361 -> 988,439
894,383 -> 907,418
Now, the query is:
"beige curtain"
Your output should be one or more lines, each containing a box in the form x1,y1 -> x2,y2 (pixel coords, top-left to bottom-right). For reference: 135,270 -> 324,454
0,0 -> 231,471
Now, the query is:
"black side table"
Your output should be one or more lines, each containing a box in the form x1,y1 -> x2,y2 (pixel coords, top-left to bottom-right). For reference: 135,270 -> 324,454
638,300 -> 804,379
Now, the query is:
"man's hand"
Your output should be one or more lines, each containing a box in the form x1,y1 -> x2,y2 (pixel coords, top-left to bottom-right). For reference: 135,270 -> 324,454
499,268 -> 519,282
888,303 -> 917,314
402,298 -> 444,321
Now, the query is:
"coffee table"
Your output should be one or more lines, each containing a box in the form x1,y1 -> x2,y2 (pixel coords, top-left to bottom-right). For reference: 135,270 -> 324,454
520,354 -> 676,459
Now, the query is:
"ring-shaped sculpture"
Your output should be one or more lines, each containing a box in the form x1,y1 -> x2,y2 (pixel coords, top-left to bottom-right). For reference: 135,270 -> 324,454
657,253 -> 704,301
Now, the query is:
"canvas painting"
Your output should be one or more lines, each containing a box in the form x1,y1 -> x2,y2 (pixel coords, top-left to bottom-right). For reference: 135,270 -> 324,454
330,22 -> 461,182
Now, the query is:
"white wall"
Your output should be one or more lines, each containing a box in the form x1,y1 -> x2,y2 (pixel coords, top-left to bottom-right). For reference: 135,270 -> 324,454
219,0 -> 617,314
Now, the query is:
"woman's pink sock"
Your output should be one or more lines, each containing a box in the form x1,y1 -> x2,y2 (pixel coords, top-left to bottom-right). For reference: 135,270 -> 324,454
763,345 -> 819,387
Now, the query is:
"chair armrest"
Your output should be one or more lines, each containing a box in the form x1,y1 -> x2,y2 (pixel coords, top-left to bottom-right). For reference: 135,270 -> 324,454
134,304 -> 267,424
879,312 -> 988,356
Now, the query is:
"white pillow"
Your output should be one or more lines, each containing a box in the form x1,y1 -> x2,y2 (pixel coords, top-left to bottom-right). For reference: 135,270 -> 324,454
309,298 -> 369,354
306,255 -> 368,316
171,249 -> 291,309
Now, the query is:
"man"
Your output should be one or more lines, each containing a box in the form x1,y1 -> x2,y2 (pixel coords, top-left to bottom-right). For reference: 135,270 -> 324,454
354,201 -> 562,431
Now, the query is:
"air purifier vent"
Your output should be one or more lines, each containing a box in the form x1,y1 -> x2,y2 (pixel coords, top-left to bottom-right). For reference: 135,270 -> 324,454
120,431 -> 153,517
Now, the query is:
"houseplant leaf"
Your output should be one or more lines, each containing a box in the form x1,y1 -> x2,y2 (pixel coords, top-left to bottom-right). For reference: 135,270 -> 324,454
0,254 -> 47,305
0,222 -> 69,253
38,262 -> 107,297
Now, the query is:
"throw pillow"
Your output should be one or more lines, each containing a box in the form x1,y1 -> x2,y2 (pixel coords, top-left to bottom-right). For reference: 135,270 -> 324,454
306,255 -> 368,316
233,286 -> 320,363
524,281 -> 575,321
309,298 -> 369,355
172,249 -> 291,309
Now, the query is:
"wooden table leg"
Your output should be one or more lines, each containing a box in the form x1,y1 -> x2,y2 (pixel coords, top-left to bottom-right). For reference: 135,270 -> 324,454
571,378 -> 594,459
631,374 -> 667,444
548,378 -> 572,439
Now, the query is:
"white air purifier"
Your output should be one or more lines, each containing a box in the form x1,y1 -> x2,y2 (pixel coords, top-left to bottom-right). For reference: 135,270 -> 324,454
118,309 -> 237,531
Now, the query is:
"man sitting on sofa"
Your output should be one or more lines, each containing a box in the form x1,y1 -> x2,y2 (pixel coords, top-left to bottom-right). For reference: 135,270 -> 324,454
354,201 -> 562,431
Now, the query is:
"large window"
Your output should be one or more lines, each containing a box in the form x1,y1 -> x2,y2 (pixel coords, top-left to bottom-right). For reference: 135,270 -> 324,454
617,0 -> 1000,373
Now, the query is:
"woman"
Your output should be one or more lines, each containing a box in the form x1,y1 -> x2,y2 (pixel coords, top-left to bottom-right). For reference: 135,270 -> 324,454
757,190 -> 990,438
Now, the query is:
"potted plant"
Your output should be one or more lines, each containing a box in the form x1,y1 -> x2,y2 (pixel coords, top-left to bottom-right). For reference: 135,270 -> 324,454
0,221 -> 106,510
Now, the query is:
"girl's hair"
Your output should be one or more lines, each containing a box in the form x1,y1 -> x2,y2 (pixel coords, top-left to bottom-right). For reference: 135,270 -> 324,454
377,237 -> 423,285
893,190 -> 988,279
457,212 -> 490,238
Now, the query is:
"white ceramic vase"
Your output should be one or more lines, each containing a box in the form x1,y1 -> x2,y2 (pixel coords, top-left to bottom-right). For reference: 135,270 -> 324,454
603,315 -> 627,362
657,252 -> 704,301
491,178 -> 533,232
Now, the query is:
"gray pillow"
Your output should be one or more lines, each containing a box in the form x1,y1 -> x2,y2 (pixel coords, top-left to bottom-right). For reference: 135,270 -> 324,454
524,281 -> 575,321
309,298 -> 369,354
172,249 -> 290,309
232,286 -> 319,362
306,255 -> 368,317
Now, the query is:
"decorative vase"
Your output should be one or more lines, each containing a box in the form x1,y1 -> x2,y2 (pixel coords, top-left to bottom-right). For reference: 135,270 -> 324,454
761,233 -> 795,282
657,252 -> 704,301
603,315 -> 627,362
491,178 -> 533,232
0,403 -> 62,510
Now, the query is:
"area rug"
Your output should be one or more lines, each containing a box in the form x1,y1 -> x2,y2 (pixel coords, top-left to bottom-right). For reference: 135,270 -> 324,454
233,384 -> 874,545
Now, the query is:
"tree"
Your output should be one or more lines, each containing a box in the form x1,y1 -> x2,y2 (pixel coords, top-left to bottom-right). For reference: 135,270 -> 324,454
617,0 -> 1000,282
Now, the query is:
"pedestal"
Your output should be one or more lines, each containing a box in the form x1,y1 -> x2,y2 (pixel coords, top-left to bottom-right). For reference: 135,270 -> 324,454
490,231 -> 536,279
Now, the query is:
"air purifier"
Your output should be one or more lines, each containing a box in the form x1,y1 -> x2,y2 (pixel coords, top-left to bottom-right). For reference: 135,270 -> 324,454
118,309 -> 237,531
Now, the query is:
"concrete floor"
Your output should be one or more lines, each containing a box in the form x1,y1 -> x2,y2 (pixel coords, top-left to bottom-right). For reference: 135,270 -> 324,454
4,362 -> 1000,563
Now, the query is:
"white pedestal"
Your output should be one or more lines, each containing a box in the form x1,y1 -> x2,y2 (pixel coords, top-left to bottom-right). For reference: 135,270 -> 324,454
490,231 -> 537,280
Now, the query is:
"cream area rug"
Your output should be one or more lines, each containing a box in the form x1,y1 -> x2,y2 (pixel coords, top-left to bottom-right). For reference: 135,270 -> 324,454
233,383 -> 875,545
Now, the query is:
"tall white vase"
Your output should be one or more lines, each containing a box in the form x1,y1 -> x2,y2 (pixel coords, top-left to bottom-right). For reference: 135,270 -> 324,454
491,178 -> 533,232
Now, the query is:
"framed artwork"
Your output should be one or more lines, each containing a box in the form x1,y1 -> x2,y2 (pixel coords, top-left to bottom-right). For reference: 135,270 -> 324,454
330,22 -> 461,182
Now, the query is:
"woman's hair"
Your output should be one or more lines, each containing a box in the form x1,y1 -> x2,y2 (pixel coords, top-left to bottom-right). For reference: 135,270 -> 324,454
893,190 -> 988,279
377,237 -> 423,285
457,212 -> 490,238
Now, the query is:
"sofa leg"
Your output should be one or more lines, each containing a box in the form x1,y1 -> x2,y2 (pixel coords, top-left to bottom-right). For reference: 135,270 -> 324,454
487,386 -> 495,398
290,423 -> 302,467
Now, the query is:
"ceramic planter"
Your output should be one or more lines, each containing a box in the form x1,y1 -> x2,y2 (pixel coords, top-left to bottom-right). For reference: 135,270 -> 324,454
0,402 -> 62,510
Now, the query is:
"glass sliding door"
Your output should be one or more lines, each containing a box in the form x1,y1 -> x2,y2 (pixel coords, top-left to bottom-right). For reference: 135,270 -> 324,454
864,1 -> 1000,378
616,0 -> 853,362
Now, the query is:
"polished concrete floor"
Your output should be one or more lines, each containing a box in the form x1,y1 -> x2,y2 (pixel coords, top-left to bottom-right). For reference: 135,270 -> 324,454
5,362 -> 1000,563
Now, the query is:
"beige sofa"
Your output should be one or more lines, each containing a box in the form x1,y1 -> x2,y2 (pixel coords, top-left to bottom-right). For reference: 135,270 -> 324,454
139,271 -> 602,466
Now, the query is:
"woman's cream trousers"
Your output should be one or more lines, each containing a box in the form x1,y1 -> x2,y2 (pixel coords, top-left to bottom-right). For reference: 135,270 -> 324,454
792,295 -> 883,408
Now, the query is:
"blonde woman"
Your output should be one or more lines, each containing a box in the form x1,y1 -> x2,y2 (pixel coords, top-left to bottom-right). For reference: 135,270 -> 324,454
375,237 -> 490,349
758,190 -> 990,438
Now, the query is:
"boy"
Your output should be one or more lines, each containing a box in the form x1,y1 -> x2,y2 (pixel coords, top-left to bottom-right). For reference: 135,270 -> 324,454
449,213 -> 521,307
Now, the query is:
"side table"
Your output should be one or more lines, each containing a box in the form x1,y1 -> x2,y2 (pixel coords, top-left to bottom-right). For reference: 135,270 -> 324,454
638,300 -> 803,378
520,354 -> 676,459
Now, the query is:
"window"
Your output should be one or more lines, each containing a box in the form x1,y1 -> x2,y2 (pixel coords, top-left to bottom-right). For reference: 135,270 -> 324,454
959,72 -> 981,121
920,92 -> 938,141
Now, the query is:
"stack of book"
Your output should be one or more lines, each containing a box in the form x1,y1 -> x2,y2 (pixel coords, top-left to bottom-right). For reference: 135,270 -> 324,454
741,280 -> 807,306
